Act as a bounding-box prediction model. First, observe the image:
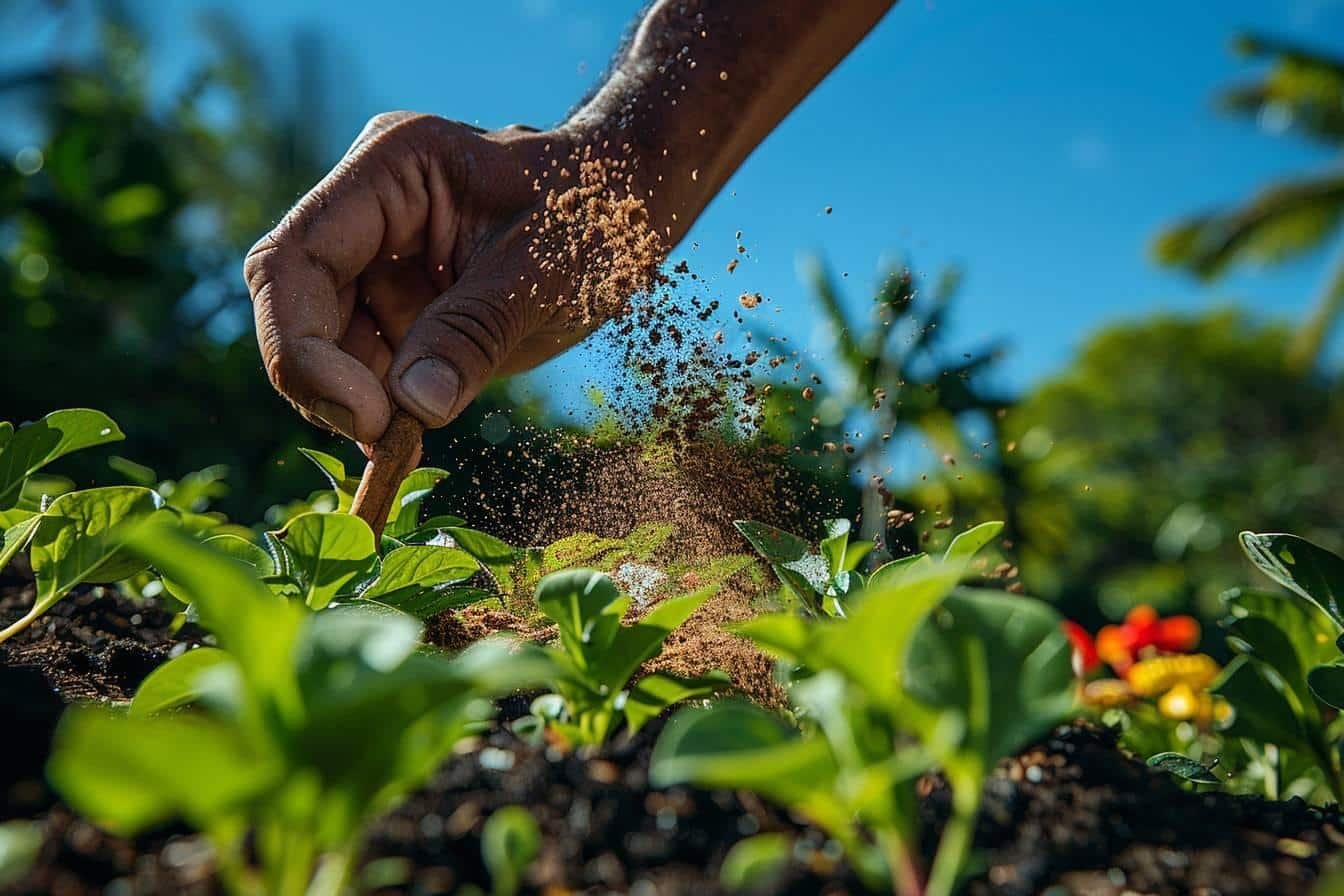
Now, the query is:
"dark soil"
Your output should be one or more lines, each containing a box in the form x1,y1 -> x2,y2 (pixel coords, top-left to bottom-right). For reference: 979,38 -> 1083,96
5,567 -> 1344,895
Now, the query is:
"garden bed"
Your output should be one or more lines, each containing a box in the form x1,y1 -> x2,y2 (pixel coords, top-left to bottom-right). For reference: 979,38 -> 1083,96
4,569 -> 1341,896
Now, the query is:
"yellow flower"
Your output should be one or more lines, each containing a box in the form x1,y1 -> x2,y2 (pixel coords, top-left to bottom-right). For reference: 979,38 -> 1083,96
1128,653 -> 1220,698
1157,682 -> 1231,727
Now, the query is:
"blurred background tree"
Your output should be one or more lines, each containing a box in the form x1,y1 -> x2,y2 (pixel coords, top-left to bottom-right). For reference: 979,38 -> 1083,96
0,3 -> 541,521
754,257 -> 1016,560
1004,310 -> 1344,632
1154,34 -> 1344,372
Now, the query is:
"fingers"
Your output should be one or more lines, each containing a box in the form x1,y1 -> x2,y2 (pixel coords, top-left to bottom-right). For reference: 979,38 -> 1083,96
244,115 -> 437,443
387,273 -> 526,428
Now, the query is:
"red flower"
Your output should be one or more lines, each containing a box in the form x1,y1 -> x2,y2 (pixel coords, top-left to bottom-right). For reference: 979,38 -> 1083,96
1062,620 -> 1100,677
1096,605 -> 1199,677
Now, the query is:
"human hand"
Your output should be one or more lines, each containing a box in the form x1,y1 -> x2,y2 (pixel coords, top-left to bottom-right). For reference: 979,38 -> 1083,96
245,112 -> 649,447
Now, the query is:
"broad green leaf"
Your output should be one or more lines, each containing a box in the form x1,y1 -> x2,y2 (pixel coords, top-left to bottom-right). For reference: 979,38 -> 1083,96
107,455 -> 157,487
1307,661 -> 1344,711
445,527 -> 517,592
28,487 -> 162,616
729,613 -> 814,664
1213,656 -> 1309,748
1240,532 -> 1344,628
362,546 -> 478,601
386,467 -> 449,537
202,534 -> 276,575
1147,752 -> 1220,785
624,670 -> 731,734
534,569 -> 624,658
275,512 -> 378,609
865,553 -> 933,592
126,522 -> 303,694
48,708 -> 279,836
943,521 -> 1004,564
591,586 -> 715,693
0,409 -> 124,509
719,833 -> 792,894
734,520 -> 811,567
481,806 -> 540,896
651,700 -> 841,808
1225,614 -> 1322,721
734,520 -> 827,610
130,647 -> 235,718
371,586 -> 494,619
298,448 -> 360,511
905,588 -> 1075,766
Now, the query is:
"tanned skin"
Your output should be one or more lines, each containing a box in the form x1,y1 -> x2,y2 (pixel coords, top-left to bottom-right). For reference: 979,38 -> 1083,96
244,1 -> 898,451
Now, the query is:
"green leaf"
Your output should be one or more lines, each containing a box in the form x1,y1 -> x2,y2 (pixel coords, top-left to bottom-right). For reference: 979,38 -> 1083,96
943,521 -> 1004,564
48,708 -> 279,836
534,569 -> 625,662
734,520 -> 827,611
275,512 -> 378,609
1240,532 -> 1344,628
298,448 -> 360,512
1307,661 -> 1344,710
372,585 -> 494,619
625,670 -> 731,734
905,589 -> 1075,767
1213,656 -> 1308,748
728,613 -> 814,664
130,647 -> 236,718
0,409 -> 124,509
386,467 -> 449,537
719,833 -> 792,894
865,553 -> 934,592
590,586 -> 715,694
651,700 -> 841,810
1147,752 -> 1220,785
362,546 -> 478,601
819,518 -> 851,578
445,527 -> 517,593
0,509 -> 41,572
23,488 -> 163,626
126,522 -> 303,693
481,806 -> 540,896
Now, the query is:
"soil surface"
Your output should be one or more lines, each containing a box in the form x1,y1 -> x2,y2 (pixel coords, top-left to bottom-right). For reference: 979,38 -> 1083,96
4,566 -> 1344,896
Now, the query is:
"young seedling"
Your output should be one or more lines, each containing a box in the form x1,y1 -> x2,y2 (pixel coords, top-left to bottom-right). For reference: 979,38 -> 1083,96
516,568 -> 730,749
350,411 -> 424,539
734,518 -> 875,616
652,521 -> 1074,896
49,523 -> 553,896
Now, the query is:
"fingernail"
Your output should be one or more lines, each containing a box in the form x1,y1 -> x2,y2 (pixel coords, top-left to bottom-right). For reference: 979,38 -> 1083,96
399,359 -> 460,425
310,399 -> 355,438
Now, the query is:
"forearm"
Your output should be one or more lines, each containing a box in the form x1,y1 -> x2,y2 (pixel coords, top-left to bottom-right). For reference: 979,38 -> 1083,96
562,0 -> 897,244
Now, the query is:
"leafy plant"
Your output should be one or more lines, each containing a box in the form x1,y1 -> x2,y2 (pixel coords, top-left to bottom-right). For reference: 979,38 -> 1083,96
516,569 -> 730,749
49,522 -> 552,896
1209,531 -> 1344,800
734,518 -> 874,616
481,806 -> 541,896
652,520 -> 1073,896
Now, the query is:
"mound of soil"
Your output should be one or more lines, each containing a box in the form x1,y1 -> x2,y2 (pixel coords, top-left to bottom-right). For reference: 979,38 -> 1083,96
5,566 -> 1344,895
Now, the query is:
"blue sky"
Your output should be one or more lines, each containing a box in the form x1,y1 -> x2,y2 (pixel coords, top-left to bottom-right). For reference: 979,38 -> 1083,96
84,1 -> 1344,397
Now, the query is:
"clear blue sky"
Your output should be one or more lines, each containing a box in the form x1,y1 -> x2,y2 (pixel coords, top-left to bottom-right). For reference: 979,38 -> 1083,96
122,1 -> 1344,396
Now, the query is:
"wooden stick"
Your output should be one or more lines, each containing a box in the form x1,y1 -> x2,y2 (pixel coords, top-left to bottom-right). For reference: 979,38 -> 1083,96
350,411 -> 424,538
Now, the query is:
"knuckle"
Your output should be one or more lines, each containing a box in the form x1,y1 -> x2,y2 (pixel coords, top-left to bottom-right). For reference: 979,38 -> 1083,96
243,237 -> 284,294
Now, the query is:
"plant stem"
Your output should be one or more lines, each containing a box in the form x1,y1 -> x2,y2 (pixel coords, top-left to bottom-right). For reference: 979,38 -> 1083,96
306,844 -> 359,896
925,785 -> 978,896
350,411 -> 423,539
878,831 -> 925,896
0,606 -> 40,645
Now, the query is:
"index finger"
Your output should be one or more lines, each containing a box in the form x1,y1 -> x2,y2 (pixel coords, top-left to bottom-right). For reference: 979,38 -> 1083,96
244,116 -> 437,443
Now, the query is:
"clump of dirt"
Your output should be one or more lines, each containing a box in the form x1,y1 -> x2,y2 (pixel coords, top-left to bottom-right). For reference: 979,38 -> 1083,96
529,150 -> 665,328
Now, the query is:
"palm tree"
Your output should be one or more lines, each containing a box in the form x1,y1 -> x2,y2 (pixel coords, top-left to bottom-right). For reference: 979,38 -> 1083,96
1154,33 -> 1344,371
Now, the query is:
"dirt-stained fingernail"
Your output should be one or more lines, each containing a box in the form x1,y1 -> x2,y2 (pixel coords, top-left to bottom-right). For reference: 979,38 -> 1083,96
398,359 -> 460,426
310,399 -> 355,438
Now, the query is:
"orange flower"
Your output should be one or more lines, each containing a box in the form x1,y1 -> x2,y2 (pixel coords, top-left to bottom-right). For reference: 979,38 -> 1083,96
1095,605 -> 1200,676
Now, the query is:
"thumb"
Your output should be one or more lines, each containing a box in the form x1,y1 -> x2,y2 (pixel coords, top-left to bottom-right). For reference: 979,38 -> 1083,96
387,275 -> 527,428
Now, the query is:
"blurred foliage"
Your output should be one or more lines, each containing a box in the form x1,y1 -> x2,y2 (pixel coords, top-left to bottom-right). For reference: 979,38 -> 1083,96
1153,33 -> 1344,371
755,257 -> 1016,559
0,4 -> 539,521
1005,310 -> 1344,631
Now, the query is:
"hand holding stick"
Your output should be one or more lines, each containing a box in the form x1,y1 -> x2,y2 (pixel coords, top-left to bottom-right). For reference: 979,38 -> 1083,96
350,411 -> 424,539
